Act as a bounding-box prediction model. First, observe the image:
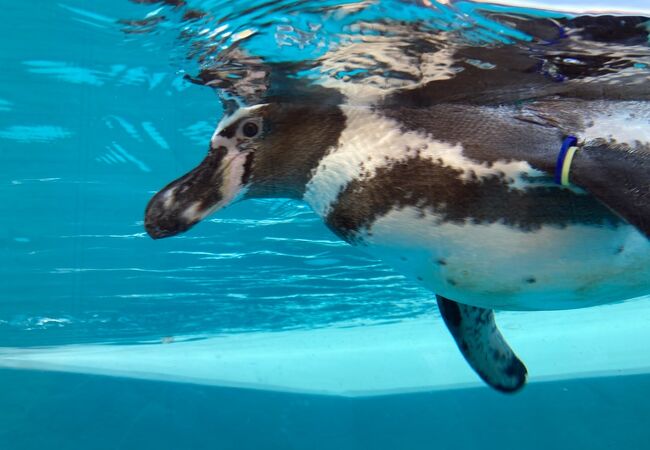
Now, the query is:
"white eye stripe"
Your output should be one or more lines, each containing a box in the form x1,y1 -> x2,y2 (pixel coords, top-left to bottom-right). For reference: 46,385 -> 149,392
211,105 -> 267,149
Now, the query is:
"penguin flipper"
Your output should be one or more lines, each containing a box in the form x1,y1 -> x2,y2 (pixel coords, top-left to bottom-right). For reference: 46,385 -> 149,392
436,295 -> 527,393
570,142 -> 650,239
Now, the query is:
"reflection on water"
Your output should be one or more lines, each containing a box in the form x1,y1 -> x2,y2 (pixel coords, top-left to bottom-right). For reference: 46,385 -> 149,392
120,0 -> 650,106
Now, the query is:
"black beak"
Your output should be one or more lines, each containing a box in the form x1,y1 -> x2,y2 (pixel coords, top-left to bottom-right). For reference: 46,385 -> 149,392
144,187 -> 204,239
144,148 -> 227,239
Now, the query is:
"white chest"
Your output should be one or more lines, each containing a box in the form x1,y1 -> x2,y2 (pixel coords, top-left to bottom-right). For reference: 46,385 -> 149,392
360,206 -> 650,310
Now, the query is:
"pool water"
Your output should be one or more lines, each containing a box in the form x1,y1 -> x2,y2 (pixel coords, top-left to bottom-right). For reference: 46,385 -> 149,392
1,1 -> 649,449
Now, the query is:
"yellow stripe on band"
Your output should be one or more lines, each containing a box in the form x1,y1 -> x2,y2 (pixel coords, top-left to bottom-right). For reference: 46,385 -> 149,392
560,146 -> 579,186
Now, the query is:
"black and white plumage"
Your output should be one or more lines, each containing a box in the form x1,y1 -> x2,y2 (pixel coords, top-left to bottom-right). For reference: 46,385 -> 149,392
145,14 -> 650,392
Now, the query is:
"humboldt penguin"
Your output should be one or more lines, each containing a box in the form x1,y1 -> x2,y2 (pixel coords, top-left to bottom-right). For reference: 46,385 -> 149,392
144,14 -> 650,392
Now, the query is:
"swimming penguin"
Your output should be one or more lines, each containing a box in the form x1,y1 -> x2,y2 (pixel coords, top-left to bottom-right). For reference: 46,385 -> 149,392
144,16 -> 650,392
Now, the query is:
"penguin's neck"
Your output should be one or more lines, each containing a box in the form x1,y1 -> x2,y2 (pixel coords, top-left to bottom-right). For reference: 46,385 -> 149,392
247,103 -> 348,200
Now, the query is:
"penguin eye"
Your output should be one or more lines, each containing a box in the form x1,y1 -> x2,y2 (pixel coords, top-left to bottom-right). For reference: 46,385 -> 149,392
241,121 -> 260,138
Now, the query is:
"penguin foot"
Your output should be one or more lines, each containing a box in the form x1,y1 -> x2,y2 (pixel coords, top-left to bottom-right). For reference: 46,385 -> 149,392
436,295 -> 528,393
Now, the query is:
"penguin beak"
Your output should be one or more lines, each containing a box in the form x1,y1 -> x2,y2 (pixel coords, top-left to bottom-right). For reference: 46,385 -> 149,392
144,147 -> 249,239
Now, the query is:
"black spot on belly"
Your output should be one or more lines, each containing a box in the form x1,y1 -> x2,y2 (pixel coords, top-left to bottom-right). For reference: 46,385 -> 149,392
417,276 -> 423,281
400,256 -> 407,261
447,278 -> 458,286
437,258 -> 447,266
325,155 -> 622,242
616,245 -> 625,255
525,277 -> 537,284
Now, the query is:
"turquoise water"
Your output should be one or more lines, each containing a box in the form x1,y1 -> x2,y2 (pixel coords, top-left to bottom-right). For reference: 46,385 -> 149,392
1,1 -> 649,448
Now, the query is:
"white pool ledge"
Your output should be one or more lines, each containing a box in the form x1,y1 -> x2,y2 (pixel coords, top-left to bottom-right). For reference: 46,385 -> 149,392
1,297 -> 649,396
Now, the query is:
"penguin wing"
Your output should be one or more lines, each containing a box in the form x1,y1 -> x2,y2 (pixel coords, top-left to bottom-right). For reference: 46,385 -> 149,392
569,143 -> 650,239
520,99 -> 650,239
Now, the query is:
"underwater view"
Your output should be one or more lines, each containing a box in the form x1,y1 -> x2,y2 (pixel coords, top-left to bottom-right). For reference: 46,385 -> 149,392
1,0 -> 649,448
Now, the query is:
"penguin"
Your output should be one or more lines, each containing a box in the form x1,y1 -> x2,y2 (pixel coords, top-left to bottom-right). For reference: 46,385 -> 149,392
144,14 -> 650,392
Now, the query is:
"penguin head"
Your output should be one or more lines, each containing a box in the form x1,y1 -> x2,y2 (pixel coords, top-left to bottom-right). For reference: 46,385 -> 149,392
144,102 -> 344,239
